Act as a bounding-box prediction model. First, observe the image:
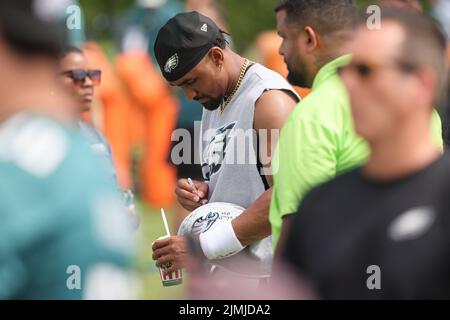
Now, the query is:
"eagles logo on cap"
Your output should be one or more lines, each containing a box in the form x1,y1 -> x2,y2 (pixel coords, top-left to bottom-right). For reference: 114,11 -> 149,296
164,53 -> 179,73
154,11 -> 224,82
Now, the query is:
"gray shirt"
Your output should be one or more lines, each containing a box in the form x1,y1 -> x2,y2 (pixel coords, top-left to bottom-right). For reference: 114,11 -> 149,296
200,63 -> 299,276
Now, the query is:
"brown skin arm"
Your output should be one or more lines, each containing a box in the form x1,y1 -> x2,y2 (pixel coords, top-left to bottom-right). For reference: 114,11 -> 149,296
274,214 -> 295,261
152,236 -> 189,273
152,89 -> 297,272
232,89 -> 297,246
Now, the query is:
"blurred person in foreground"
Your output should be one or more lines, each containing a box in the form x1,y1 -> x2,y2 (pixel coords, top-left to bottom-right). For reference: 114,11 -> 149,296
379,0 -> 423,11
281,7 -> 450,299
382,0 -> 450,151
151,11 -> 299,284
0,0 -> 134,299
59,46 -> 140,229
183,234 -> 316,299
270,0 -> 443,257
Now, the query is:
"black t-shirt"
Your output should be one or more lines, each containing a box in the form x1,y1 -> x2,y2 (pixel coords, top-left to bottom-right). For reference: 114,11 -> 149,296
282,155 -> 450,299
443,92 -> 450,149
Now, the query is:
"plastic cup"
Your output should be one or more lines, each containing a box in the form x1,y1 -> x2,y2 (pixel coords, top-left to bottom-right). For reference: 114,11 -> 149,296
154,236 -> 183,287
159,261 -> 183,287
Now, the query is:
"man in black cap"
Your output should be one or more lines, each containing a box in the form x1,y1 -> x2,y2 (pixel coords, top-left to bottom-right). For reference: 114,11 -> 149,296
0,0 -> 134,299
152,11 -> 299,282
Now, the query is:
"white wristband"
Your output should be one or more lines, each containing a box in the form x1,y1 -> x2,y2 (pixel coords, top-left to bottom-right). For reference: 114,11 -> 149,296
199,221 -> 245,260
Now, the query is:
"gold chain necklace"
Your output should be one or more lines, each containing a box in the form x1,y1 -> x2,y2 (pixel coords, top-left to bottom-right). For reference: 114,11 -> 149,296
220,58 -> 250,114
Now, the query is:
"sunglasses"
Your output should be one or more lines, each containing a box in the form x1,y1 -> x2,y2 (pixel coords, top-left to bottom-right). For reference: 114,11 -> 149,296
61,69 -> 102,86
337,61 -> 417,79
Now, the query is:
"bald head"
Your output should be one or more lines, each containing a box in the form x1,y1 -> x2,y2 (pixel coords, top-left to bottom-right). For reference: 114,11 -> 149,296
361,7 -> 448,103
339,7 -> 448,143
378,0 -> 422,12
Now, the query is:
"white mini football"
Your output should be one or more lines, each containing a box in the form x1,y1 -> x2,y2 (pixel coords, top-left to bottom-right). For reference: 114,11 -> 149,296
178,201 -> 273,279
178,202 -> 245,237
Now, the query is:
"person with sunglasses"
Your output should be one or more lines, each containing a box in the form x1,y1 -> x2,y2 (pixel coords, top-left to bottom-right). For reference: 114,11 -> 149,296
280,7 -> 450,299
379,0 -> 423,11
270,0 -> 443,259
61,67 -> 101,110
59,46 -> 140,229
0,1 -> 134,299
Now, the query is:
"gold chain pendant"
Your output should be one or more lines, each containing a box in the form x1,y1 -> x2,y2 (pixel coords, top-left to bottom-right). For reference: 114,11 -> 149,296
220,59 -> 250,114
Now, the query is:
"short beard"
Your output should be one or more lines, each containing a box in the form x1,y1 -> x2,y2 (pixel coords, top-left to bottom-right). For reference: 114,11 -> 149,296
286,65 -> 310,88
285,51 -> 314,88
202,96 -> 224,111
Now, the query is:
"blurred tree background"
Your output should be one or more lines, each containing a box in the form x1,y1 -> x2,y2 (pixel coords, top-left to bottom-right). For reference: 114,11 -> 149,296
217,0 -> 278,52
77,0 -> 432,55
79,0 -> 133,39
77,0 -> 279,53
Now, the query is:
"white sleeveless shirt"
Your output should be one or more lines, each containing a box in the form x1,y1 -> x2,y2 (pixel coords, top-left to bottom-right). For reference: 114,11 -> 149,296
200,62 -> 299,277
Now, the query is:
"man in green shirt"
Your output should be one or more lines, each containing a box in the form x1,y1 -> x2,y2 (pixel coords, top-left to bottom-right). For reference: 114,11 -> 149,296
270,0 -> 443,254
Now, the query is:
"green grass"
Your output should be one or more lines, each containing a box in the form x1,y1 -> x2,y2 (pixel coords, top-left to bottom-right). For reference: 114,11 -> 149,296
133,202 -> 187,300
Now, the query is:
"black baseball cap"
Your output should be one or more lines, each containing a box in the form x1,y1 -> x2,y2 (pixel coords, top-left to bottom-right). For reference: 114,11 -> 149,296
154,11 -> 224,82
0,0 -> 68,55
